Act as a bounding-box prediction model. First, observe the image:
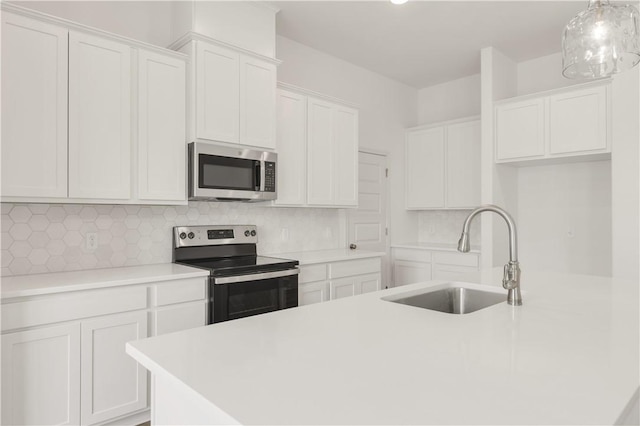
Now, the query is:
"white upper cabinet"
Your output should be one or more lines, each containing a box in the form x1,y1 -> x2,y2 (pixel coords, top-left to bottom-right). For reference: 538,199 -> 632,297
405,118 -> 480,210
446,120 -> 481,208
405,127 -> 445,209
495,81 -> 610,164
495,98 -> 545,161
188,37 -> 278,150
276,87 -> 359,208
275,89 -> 307,206
1,13 -> 68,198
137,49 -> 186,201
0,6 -> 187,204
307,97 -> 336,205
332,106 -> 358,207
68,31 -> 131,200
548,85 -> 608,155
195,42 -> 240,144
240,56 -> 277,149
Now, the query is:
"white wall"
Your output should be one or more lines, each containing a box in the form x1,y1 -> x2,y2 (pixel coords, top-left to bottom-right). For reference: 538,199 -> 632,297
15,1 -> 174,47
417,74 -> 480,124
276,35 -> 419,245
517,161 -> 612,276
516,52 -> 581,96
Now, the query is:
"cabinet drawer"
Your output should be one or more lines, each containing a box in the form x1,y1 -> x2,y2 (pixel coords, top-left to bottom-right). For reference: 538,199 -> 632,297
432,251 -> 478,267
392,248 -> 431,263
153,302 -> 206,336
432,265 -> 480,281
299,264 -> 327,283
329,257 -> 381,279
393,261 -> 432,287
2,286 -> 147,332
154,278 -> 206,307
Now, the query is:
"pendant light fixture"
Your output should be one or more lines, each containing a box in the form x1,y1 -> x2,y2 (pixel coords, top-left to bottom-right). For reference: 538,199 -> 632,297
562,0 -> 640,79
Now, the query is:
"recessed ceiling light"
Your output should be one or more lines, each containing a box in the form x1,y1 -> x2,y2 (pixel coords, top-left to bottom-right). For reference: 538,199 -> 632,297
390,0 -> 408,5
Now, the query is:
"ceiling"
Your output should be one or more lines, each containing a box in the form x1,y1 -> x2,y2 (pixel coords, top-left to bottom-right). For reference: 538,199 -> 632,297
274,1 -> 586,88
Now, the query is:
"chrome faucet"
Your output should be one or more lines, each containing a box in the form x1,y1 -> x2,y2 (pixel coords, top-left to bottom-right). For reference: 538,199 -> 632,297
457,205 -> 522,306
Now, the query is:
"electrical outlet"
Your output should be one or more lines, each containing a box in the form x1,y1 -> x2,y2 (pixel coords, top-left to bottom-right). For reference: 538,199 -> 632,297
280,228 -> 289,241
86,233 -> 98,250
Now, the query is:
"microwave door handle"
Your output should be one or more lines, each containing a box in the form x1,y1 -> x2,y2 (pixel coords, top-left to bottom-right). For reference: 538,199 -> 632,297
255,162 -> 262,191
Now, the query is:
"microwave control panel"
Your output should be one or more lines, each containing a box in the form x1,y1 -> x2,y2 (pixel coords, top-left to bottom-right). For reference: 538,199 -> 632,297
265,162 -> 276,192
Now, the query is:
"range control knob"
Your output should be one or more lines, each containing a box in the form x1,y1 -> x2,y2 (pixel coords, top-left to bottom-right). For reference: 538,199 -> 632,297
250,230 -> 257,237
244,230 -> 251,237
179,232 -> 187,240
187,232 -> 195,239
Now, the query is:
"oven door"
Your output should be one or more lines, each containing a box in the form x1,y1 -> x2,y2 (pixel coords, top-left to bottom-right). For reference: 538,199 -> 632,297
210,269 -> 299,323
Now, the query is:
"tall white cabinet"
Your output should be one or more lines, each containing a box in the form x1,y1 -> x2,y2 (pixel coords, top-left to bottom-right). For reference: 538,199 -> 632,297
1,13 -> 68,198
276,86 -> 359,208
137,50 -> 187,201
68,31 -> 131,200
0,5 -> 188,205
405,117 -> 480,210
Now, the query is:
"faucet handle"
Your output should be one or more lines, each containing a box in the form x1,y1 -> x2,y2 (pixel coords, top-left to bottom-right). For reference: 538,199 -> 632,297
502,261 -> 520,290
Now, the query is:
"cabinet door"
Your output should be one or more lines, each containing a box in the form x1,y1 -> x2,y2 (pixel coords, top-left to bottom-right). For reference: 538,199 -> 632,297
81,311 -> 148,425
154,303 -> 206,336
329,277 -> 358,300
405,127 -> 445,209
299,281 -> 330,306
495,98 -> 545,161
69,31 -> 131,199
548,85 -> 608,155
275,89 -> 307,206
393,261 -> 432,287
1,13 -> 68,198
446,120 -> 480,208
240,56 -> 276,149
333,106 -> 359,207
355,273 -> 381,295
432,265 -> 479,281
1,324 -> 80,426
307,97 -> 335,205
195,42 -> 240,143
137,49 -> 186,201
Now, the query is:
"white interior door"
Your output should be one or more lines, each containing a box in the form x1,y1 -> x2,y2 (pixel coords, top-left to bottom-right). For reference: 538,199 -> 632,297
347,151 -> 389,288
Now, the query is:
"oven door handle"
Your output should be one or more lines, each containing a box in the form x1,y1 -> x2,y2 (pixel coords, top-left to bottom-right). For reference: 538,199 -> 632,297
212,268 -> 299,285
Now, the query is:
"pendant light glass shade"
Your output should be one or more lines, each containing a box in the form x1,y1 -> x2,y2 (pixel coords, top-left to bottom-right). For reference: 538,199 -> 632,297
562,0 -> 640,79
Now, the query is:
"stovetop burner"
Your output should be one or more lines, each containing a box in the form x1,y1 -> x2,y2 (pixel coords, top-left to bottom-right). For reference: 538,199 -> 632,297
180,255 -> 298,277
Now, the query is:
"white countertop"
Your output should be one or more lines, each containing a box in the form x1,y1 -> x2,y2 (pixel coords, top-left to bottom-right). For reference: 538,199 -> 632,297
392,241 -> 481,253
1,263 -> 209,299
266,248 -> 385,265
127,268 -> 639,425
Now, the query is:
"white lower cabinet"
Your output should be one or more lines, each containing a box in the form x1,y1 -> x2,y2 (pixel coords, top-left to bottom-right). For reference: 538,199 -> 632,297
1,275 -> 207,426
1,323 -> 81,426
298,257 -> 382,306
392,247 -> 479,287
80,311 -> 148,425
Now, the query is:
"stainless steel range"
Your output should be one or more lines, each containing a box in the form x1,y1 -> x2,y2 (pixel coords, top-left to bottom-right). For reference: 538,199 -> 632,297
173,225 -> 299,324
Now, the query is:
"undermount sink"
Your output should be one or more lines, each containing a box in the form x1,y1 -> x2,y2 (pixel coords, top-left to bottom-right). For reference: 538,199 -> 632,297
383,283 -> 505,315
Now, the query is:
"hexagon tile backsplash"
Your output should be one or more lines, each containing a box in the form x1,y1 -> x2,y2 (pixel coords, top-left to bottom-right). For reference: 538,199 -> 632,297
0,203 -> 343,276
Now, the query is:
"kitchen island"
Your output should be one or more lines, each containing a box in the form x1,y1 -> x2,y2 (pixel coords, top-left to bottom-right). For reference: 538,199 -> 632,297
126,268 -> 639,425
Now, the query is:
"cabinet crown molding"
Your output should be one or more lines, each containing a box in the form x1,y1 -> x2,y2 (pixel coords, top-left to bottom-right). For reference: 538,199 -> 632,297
169,32 -> 282,65
406,115 -> 480,132
494,79 -> 611,106
277,82 -> 360,109
1,2 -> 188,60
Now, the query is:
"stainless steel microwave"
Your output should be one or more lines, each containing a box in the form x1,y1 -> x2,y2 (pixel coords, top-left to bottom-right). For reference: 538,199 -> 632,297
188,142 -> 277,202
